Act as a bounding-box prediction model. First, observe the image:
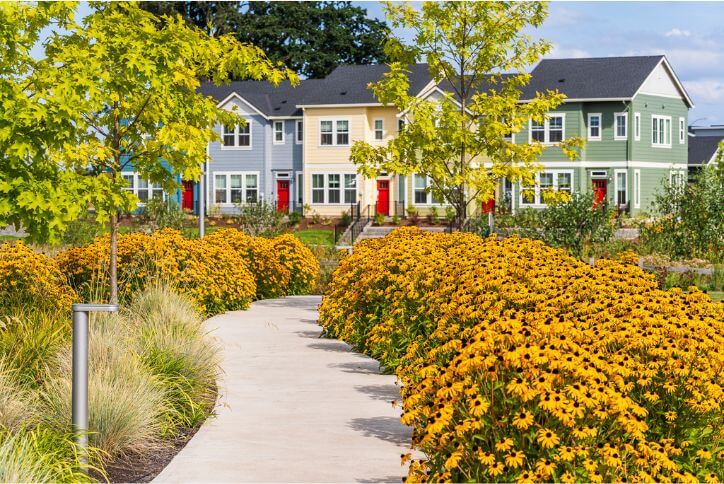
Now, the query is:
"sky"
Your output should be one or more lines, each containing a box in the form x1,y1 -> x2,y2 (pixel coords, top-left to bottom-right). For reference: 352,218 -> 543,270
359,1 -> 724,126
35,2 -> 724,125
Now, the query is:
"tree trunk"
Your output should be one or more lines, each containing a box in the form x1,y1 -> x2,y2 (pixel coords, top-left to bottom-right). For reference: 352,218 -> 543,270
109,211 -> 118,304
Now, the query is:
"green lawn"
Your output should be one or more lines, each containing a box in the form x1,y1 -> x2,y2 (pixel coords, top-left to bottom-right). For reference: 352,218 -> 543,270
293,229 -> 334,247
709,291 -> 723,302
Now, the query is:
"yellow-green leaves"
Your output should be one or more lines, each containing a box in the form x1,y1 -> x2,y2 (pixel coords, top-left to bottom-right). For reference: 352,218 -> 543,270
0,2 -> 296,243
350,1 -> 584,225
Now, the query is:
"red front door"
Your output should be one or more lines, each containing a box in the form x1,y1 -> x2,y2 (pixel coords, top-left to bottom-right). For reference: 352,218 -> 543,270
482,196 -> 495,214
376,180 -> 389,215
277,180 -> 290,213
182,180 -> 194,211
592,179 -> 607,207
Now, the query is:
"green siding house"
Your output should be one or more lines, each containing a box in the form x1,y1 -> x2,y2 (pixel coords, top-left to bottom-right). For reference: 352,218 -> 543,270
509,56 -> 693,215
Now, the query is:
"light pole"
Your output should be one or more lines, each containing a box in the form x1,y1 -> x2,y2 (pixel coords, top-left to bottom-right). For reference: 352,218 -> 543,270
199,160 -> 206,238
72,303 -> 118,470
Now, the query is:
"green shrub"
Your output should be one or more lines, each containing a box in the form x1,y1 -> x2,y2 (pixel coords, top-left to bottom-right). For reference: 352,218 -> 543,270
287,210 -> 302,225
640,164 -> 723,262
339,210 -> 352,226
126,286 -> 219,434
235,201 -> 285,237
141,198 -> 185,230
60,218 -> 104,247
427,206 -> 439,224
373,212 -> 385,226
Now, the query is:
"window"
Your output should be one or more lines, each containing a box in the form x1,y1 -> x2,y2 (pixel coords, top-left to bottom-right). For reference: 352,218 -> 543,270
633,169 -> 641,209
669,170 -> 686,188
336,120 -> 349,145
273,121 -> 284,144
634,112 -> 641,141
588,113 -> 601,141
221,122 -> 251,149
296,120 -> 303,144
413,174 -> 441,205
652,115 -> 672,147
296,172 -> 303,204
122,173 -> 163,204
311,174 -> 356,204
679,117 -> 685,144
398,119 -> 406,132
615,170 -> 627,206
327,174 -> 340,203
374,119 -> 384,140
312,174 -> 325,203
519,170 -> 574,206
344,174 -> 357,203
319,119 -> 350,146
529,114 -> 564,144
614,113 -> 627,140
213,172 -> 259,205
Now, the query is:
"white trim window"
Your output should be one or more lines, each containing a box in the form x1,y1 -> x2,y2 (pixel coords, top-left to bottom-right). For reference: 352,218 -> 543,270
588,113 -> 602,141
273,121 -> 285,144
413,174 -> 442,205
614,169 -> 628,206
374,119 -> 384,140
633,169 -> 641,209
221,121 -> 251,149
311,173 -> 357,204
296,171 -> 303,204
679,117 -> 685,144
669,170 -> 686,188
213,172 -> 259,205
398,118 -> 406,132
520,170 -> 573,207
122,173 -> 163,203
652,115 -> 672,147
529,114 -> 564,144
614,112 -> 627,140
295,120 -> 303,144
634,112 -> 641,141
320,119 -> 350,146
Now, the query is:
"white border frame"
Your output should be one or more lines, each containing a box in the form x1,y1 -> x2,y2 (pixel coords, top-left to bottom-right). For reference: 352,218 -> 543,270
678,117 -> 686,144
295,120 -> 303,145
634,112 -> 641,141
633,168 -> 641,209
528,113 -> 566,145
519,169 -> 574,208
212,171 -> 260,206
651,114 -> 672,148
273,120 -> 285,145
614,112 -> 628,141
319,118 -> 351,147
614,168 -> 628,206
373,118 -> 384,141
220,120 -> 252,151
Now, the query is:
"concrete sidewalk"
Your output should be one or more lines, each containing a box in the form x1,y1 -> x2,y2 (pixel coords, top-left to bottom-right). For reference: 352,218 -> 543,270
154,296 -> 412,483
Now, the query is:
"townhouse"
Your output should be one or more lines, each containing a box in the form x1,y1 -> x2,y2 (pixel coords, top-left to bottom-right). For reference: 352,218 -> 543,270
126,55 -> 693,219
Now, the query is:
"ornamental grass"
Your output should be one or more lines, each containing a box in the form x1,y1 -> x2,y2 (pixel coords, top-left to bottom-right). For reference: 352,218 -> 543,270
319,227 -> 723,483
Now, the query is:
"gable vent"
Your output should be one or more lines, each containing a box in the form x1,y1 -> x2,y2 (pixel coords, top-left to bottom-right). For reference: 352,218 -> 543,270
558,78 -> 565,83
340,91 -> 347,96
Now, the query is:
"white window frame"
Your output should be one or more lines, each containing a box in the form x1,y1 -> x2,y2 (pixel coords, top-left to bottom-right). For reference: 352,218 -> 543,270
651,114 -> 672,148
634,112 -> 641,141
220,120 -> 252,150
412,174 -> 445,206
669,170 -> 686,187
273,121 -> 285,145
633,169 -> 641,209
528,113 -> 565,145
614,112 -> 628,141
122,173 -> 164,205
295,120 -> 303,144
614,169 -> 628,206
319,119 -> 350,147
310,173 -> 357,204
373,119 -> 384,141
213,171 -> 260,206
678,117 -> 685,144
587,113 -> 602,141
295,171 -> 303,204
519,169 -> 574,208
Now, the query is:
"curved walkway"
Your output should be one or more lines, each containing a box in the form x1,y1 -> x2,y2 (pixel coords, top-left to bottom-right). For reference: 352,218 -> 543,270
154,296 -> 412,483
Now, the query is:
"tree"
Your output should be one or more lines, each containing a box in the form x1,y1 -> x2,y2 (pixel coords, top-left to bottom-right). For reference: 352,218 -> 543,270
349,2 -> 583,228
140,1 -> 390,78
0,2 -> 296,303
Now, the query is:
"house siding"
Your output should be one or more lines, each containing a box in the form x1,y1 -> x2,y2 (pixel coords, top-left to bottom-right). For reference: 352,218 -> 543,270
630,94 -> 688,164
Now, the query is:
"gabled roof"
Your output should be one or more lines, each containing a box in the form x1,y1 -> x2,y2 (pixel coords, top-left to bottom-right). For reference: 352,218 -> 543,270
520,55 -> 693,107
688,135 -> 722,166
297,63 -> 432,107
199,79 -> 324,117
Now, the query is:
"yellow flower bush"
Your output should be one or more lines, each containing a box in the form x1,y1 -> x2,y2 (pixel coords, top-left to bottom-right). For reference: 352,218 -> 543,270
56,230 -> 256,314
319,227 -> 723,483
0,241 -> 77,312
271,234 -> 319,295
204,229 -> 291,300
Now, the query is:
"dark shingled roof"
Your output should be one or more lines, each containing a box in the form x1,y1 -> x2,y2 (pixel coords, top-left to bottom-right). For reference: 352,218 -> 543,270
688,135 -> 722,166
519,55 -> 666,101
299,63 -> 432,106
198,56 -> 691,114
198,79 -> 325,117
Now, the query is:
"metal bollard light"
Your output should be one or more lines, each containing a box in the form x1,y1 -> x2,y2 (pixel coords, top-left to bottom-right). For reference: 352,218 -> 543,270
72,303 -> 118,468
